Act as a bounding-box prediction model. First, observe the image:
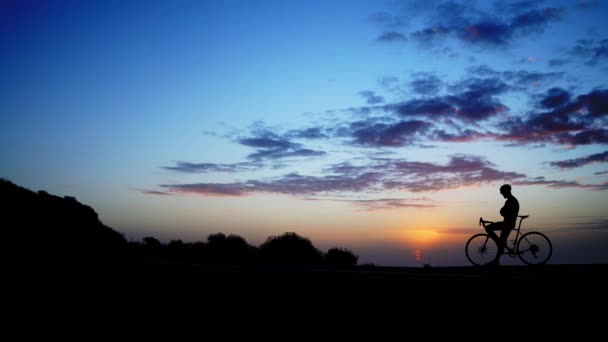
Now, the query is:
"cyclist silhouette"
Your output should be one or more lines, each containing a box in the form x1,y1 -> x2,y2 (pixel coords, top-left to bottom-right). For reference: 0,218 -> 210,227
485,184 -> 519,266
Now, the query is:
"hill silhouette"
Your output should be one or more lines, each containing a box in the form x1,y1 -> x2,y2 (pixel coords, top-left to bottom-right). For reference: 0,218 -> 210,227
2,179 -> 126,261
1,179 -> 358,266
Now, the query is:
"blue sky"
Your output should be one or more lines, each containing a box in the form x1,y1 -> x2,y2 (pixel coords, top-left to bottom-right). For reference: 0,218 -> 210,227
2,0 -> 608,266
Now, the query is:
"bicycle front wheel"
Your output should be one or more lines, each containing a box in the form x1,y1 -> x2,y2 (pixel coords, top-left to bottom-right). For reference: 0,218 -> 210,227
517,232 -> 552,265
465,233 -> 498,266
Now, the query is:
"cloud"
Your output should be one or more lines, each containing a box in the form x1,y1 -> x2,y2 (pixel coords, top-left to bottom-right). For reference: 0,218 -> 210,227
576,0 -> 601,9
431,129 -> 493,142
286,127 -> 329,139
466,66 -> 563,90
333,198 -> 438,211
570,38 -> 608,65
160,183 -> 249,196
247,147 -> 326,160
348,119 -> 432,147
404,3 -> 562,48
379,155 -> 527,192
392,98 -> 454,118
501,70 -> 564,89
547,58 -> 571,67
409,73 -> 443,95
161,154 -> 525,197
513,177 -> 608,190
549,150 -> 608,169
162,161 -> 259,173
238,131 -> 326,161
140,190 -> 173,195
376,31 -> 408,43
393,76 -> 510,122
497,88 -> 608,146
538,87 -> 571,109
154,154 -> 608,202
358,90 -> 386,104
595,170 -> 608,175
378,76 -> 399,88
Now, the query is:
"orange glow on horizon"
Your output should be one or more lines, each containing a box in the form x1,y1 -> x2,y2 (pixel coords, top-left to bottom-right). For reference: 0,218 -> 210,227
395,229 -> 442,247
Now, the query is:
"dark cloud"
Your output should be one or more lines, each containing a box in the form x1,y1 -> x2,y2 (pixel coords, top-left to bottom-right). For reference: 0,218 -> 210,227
577,89 -> 608,117
446,89 -> 508,121
286,127 -> 328,139
431,129 -> 491,142
513,177 -> 608,190
141,190 -> 173,195
160,183 -> 248,196
549,151 -> 608,169
393,98 -> 454,117
162,161 -> 259,173
576,0 -> 601,8
497,88 -> 608,146
376,31 -> 408,43
595,170 -> 608,175
409,73 -> 443,95
336,198 -> 437,211
369,12 -> 408,28
510,8 -> 562,33
349,120 -> 432,147
458,21 -> 512,45
379,155 -> 527,192
548,58 -> 571,67
494,1 -> 544,15
502,70 -> 563,89
466,66 -> 563,89
378,76 -> 399,88
407,4 -> 562,48
411,26 -> 451,46
238,136 -> 293,149
358,91 -> 385,105
393,76 -> 509,122
161,171 -> 383,197
539,87 -> 571,109
247,147 -> 326,160
238,131 -> 326,161
570,38 -> 608,65
155,154 -> 608,201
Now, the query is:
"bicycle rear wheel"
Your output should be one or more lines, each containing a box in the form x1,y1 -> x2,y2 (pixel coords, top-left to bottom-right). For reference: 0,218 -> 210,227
465,233 -> 498,266
517,232 -> 552,265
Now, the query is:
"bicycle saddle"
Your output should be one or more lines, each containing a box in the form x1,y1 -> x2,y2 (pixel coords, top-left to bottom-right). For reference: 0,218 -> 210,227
518,215 -> 529,219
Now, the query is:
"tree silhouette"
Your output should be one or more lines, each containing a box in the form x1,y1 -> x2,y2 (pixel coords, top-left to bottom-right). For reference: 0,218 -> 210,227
259,232 -> 324,264
325,247 -> 358,266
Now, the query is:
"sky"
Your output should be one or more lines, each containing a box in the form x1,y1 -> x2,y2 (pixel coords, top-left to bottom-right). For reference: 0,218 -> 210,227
2,0 -> 608,267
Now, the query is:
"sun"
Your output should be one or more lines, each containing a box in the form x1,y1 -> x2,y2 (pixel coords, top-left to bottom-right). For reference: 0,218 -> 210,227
394,229 -> 442,247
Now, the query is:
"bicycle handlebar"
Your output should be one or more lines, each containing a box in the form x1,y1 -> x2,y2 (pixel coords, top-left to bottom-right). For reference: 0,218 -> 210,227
479,217 -> 495,226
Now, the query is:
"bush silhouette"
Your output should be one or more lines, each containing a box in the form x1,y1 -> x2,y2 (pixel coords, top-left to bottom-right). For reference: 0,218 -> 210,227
325,247 -> 358,266
207,233 -> 258,263
259,232 -> 324,264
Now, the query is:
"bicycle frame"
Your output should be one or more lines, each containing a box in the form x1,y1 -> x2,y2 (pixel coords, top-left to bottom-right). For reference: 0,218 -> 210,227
481,215 -> 528,256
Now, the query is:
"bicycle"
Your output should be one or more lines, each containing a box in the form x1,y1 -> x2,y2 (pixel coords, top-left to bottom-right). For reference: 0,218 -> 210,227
465,215 -> 552,266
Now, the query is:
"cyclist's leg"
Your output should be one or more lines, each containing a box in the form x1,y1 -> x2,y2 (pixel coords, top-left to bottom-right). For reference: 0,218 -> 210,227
484,222 -> 502,243
485,222 -> 506,265
497,226 -> 512,254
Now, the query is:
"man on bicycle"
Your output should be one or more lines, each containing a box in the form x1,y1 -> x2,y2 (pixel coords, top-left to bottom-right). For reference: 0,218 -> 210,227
485,184 -> 519,266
